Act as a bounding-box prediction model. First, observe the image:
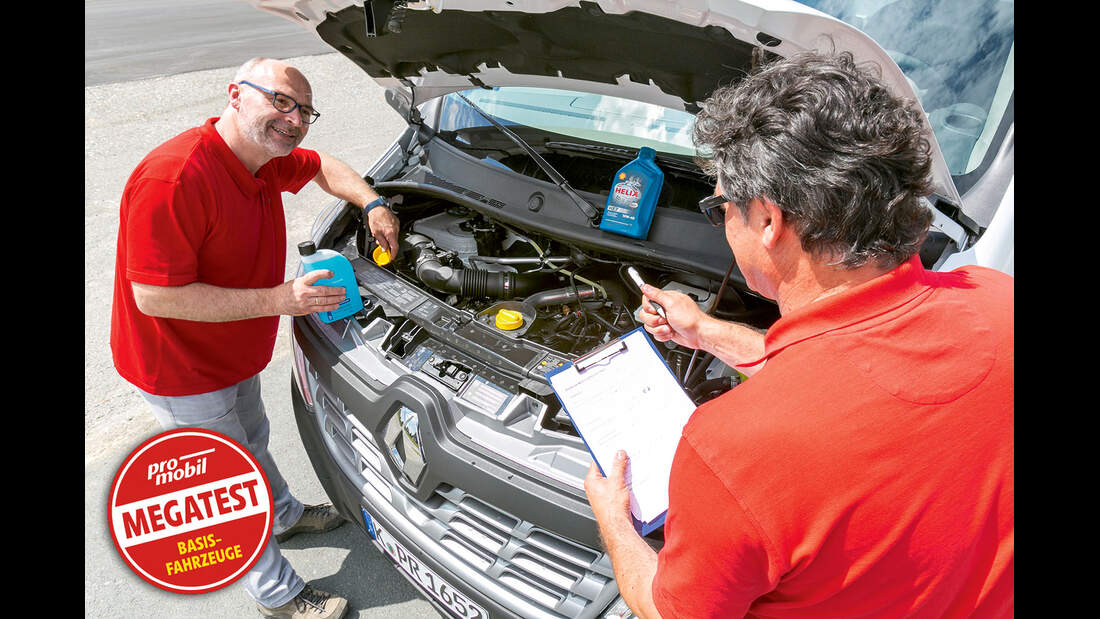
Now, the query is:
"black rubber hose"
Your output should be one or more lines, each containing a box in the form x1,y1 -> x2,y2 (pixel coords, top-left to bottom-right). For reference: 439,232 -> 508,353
522,285 -> 600,309
689,375 -> 739,403
406,234 -> 561,299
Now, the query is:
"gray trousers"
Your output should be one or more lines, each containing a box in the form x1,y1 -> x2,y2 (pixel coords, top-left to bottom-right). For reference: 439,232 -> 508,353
137,375 -> 305,608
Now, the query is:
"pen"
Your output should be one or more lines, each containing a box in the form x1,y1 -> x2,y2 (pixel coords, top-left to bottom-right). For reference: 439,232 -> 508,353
626,266 -> 667,320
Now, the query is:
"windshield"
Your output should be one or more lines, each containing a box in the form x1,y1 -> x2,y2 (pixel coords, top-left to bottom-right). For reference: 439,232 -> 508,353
796,0 -> 1014,176
437,87 -> 697,156
437,1 -> 1013,179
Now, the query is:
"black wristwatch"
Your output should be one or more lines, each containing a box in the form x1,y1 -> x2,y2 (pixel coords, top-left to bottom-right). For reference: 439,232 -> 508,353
363,196 -> 388,213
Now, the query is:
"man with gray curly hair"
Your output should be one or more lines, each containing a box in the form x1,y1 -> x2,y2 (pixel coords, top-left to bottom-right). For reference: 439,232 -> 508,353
584,51 -> 1013,617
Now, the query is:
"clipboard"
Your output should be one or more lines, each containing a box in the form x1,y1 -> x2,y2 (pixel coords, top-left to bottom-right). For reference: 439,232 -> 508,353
545,327 -> 697,535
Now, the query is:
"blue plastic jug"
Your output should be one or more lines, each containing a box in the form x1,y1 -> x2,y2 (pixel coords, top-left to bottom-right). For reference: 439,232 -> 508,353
297,241 -> 364,323
599,146 -> 664,240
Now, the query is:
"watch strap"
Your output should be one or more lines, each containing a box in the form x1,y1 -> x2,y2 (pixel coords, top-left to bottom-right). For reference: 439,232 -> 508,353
364,196 -> 387,213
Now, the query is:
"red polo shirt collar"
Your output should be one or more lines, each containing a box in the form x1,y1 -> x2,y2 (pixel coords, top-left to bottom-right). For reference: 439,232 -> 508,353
741,255 -> 931,370
198,117 -> 263,196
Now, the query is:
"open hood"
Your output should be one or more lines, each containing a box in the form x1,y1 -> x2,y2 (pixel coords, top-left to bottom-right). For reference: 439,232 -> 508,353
249,0 -> 963,206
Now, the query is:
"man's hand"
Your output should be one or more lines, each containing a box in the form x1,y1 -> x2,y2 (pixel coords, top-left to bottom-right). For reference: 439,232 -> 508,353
638,284 -> 767,377
584,450 -> 634,528
638,285 -> 708,350
313,151 -> 401,255
366,205 -> 400,256
131,271 -> 347,323
273,270 -> 348,316
584,451 -> 664,619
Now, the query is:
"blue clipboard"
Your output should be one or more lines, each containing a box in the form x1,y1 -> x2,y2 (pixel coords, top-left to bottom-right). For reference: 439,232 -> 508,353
545,326 -> 695,535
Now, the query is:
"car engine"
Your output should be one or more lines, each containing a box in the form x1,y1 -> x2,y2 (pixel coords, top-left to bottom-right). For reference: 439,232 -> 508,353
340,195 -> 776,420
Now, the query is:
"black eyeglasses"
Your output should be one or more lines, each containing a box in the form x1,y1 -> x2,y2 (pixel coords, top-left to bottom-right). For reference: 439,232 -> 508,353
238,80 -> 321,124
698,193 -> 731,227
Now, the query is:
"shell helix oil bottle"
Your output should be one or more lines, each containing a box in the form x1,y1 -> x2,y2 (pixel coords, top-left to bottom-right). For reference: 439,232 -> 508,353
599,146 -> 664,239
297,241 -> 364,323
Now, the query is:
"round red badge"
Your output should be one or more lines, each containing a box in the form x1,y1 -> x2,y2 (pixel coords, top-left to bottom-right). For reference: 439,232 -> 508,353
108,428 -> 274,594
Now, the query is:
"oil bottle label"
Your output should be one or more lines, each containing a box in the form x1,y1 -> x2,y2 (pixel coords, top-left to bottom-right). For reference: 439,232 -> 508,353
608,175 -> 645,221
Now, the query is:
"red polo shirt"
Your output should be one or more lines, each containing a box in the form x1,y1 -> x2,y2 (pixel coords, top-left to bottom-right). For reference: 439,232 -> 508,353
652,256 -> 1013,618
110,118 -> 321,396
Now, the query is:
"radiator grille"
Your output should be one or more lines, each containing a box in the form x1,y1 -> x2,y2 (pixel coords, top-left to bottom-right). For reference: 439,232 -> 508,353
315,384 -> 615,617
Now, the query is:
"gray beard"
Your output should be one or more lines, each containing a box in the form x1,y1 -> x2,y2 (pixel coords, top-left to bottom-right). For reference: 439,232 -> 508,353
243,118 -> 300,159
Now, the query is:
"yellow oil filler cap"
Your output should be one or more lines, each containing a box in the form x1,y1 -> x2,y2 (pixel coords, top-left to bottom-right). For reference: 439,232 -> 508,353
372,246 -> 392,266
494,309 -> 524,331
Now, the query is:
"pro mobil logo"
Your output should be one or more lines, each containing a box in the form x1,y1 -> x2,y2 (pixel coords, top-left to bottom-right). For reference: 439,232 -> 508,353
108,428 -> 274,594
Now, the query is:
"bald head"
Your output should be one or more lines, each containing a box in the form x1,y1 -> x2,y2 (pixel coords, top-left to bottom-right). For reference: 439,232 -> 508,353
216,57 -> 315,172
232,57 -> 313,103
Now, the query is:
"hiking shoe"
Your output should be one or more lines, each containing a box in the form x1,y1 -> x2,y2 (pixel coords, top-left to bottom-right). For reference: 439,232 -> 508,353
276,503 -> 346,543
257,583 -> 348,619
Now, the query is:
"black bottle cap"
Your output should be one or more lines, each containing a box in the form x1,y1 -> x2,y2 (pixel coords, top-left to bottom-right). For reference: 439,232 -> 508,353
297,241 -> 316,256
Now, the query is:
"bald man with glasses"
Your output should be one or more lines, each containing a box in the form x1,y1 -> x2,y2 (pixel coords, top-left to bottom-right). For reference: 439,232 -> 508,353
110,57 -> 399,618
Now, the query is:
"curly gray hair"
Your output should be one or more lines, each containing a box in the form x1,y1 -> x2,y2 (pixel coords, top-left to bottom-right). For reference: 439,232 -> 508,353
693,50 -> 935,269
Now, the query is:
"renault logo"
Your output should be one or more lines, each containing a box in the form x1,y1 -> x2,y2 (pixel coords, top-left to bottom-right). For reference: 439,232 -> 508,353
384,406 -> 427,484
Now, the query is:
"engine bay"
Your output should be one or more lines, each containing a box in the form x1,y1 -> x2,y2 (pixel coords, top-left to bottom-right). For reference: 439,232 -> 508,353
288,130 -> 787,523
332,193 -> 779,417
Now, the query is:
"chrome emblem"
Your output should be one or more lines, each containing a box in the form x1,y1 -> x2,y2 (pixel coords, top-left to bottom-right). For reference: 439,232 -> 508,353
385,406 -> 427,484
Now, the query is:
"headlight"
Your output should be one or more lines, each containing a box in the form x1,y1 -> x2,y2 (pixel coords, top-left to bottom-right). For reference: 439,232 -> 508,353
602,596 -> 637,619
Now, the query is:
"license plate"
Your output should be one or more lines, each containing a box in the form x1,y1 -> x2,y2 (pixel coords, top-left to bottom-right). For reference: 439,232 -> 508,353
362,508 -> 488,618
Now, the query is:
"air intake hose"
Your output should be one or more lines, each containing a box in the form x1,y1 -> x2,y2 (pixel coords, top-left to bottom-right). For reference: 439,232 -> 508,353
521,285 -> 601,310
404,234 -> 562,300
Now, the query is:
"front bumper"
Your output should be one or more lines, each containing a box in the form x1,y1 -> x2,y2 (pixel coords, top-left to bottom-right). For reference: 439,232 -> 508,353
290,313 -> 621,618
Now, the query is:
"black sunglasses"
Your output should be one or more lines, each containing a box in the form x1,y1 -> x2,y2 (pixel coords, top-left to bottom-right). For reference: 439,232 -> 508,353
698,193 -> 731,227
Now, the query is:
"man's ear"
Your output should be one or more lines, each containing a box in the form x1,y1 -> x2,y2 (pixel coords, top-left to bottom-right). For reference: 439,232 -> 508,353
758,198 -> 785,249
227,83 -> 242,111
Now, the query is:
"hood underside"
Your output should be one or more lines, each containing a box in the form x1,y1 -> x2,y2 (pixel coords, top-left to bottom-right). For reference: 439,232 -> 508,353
318,0 -> 768,112
255,0 -> 962,205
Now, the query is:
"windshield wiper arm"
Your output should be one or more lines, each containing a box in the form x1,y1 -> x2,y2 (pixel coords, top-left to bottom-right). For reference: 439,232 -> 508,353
454,93 -> 601,225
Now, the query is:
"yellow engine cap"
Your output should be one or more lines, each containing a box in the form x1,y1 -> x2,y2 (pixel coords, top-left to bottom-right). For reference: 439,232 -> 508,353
494,309 -> 524,331
372,246 -> 392,266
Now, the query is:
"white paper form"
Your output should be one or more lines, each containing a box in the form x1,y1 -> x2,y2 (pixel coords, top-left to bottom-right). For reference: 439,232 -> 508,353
546,328 -> 697,532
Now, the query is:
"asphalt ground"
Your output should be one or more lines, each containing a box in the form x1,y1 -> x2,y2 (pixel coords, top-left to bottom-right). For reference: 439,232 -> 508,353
84,51 -> 444,618
84,0 -> 334,86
